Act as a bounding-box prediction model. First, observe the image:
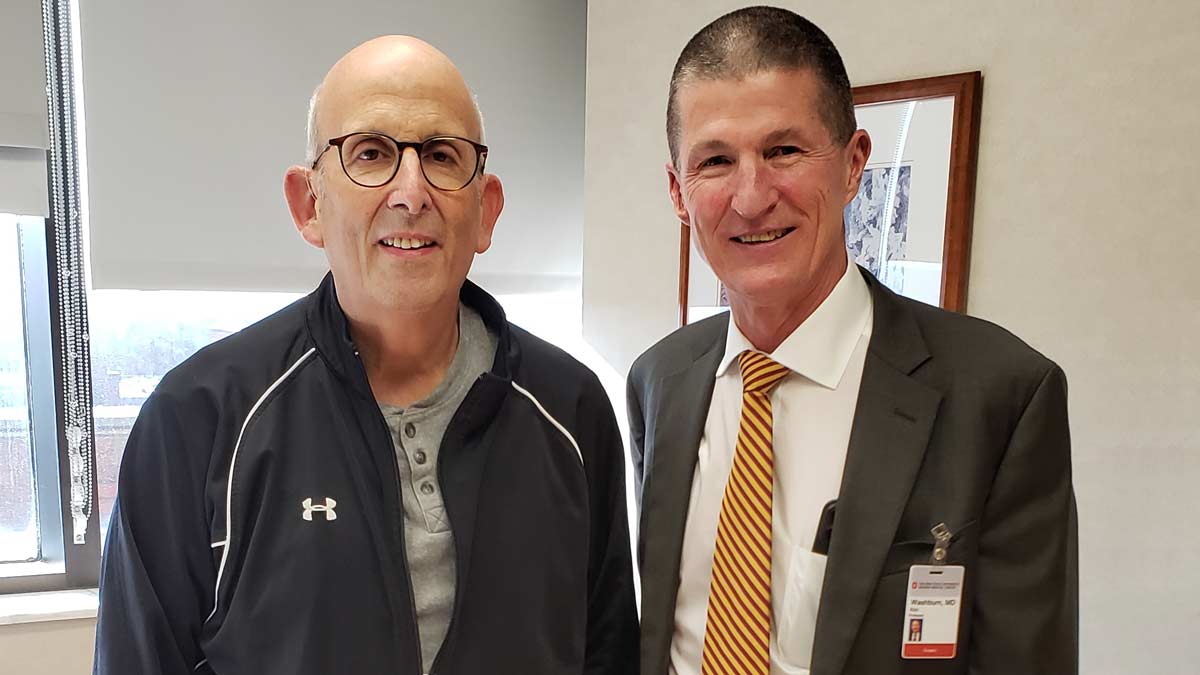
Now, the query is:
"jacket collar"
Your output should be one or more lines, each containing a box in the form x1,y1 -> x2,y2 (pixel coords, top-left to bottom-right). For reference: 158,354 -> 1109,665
303,273 -> 519,400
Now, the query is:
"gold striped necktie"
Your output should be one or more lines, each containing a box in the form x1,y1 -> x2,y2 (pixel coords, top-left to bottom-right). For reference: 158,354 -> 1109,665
701,350 -> 790,675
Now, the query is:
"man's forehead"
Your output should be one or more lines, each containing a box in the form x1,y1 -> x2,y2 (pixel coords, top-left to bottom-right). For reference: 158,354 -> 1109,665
676,72 -> 826,147
334,93 -> 474,139
317,39 -> 481,140
679,68 -> 822,113
324,36 -> 461,92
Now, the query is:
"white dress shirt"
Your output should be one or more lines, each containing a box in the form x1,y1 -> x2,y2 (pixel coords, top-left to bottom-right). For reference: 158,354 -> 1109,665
669,259 -> 873,675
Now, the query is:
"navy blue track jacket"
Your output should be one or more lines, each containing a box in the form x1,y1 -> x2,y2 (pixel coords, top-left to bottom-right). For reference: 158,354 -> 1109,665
94,275 -> 639,675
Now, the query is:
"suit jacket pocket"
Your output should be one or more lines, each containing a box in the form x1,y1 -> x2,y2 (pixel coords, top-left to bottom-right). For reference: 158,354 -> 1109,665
881,519 -> 979,577
848,521 -> 980,675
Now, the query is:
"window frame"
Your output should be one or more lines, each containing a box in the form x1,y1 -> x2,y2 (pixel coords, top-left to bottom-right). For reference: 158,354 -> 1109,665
0,0 -> 101,596
0,210 -> 100,595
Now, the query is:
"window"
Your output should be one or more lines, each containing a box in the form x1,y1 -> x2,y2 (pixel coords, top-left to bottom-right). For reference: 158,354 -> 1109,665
90,290 -> 300,538
0,218 -> 300,592
0,0 -> 95,594
0,217 -> 300,590
0,217 -> 40,565
0,214 -> 71,591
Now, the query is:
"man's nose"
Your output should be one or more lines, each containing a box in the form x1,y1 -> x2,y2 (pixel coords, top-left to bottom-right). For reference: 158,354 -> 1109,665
729,161 -> 778,221
385,147 -> 433,213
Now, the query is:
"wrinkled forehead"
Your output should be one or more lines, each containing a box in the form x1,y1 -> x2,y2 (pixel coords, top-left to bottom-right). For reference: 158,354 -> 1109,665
676,70 -> 831,154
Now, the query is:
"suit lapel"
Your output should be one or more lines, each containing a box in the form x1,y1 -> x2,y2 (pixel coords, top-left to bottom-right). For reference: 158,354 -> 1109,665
639,320 -> 726,675
811,272 -> 943,675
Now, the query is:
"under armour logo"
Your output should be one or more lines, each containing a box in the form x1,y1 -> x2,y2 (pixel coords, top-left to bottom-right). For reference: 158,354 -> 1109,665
301,497 -> 338,521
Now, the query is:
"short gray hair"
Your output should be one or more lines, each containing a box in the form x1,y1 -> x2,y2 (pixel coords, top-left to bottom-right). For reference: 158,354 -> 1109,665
304,83 -> 324,166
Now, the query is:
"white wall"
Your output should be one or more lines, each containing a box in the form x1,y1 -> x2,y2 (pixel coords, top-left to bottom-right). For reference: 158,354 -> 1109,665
583,1 -> 1200,673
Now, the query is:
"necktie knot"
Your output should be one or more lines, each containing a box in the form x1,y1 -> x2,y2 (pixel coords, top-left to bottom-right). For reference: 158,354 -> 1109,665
739,351 -> 789,394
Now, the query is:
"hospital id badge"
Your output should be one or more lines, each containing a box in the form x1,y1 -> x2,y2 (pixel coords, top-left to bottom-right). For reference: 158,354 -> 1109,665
901,564 -> 964,659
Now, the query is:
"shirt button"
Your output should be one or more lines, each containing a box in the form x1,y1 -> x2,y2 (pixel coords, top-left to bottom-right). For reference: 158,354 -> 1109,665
404,422 -> 416,438
420,482 -> 435,496
414,450 -> 427,465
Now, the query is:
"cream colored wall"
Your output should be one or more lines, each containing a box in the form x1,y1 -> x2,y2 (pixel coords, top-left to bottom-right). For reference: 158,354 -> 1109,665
0,619 -> 95,674
583,1 -> 1200,673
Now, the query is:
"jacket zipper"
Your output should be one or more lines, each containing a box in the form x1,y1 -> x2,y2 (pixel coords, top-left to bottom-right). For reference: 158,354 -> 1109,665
369,400 -> 425,674
427,374 -> 489,675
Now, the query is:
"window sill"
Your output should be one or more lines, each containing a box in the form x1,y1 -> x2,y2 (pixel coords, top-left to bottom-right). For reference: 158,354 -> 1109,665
0,588 -> 98,626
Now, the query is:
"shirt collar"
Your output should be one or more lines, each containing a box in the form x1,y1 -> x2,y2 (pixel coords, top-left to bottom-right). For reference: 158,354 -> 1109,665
716,253 -> 873,390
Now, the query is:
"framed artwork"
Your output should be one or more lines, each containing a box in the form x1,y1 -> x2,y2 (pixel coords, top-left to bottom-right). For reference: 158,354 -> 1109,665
679,71 -> 983,325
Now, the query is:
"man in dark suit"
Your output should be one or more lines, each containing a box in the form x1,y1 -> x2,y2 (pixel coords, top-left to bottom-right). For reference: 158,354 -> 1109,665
627,7 -> 1077,675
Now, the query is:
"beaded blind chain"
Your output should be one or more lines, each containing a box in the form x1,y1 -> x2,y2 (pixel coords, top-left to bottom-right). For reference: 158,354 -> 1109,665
43,0 -> 96,545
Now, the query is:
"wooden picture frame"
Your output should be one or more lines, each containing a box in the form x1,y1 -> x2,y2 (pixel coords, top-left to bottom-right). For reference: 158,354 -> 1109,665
678,71 -> 983,326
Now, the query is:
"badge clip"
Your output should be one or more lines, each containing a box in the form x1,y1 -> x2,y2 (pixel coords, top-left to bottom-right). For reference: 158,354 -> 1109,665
930,522 -> 951,565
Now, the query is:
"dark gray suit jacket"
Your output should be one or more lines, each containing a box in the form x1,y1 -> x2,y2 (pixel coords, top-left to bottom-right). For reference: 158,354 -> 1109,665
627,268 -> 1077,675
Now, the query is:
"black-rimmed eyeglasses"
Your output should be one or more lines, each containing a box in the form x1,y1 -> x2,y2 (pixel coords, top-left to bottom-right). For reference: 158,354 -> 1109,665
311,132 -> 488,191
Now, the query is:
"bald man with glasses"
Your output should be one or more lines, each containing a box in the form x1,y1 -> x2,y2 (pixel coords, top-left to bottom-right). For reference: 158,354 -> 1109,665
94,36 -> 638,675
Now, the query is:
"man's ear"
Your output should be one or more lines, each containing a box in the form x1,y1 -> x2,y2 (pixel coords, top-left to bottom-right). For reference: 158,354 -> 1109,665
666,161 -> 691,228
284,166 -> 324,248
843,129 -> 872,207
474,173 -> 504,254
